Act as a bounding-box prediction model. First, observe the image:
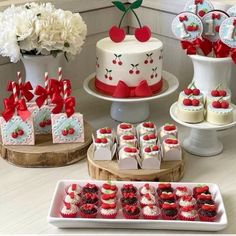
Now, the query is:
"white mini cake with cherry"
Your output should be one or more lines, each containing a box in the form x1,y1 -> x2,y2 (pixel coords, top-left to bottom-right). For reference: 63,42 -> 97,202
159,124 -> 178,143
206,100 -> 233,125
178,97 -> 204,123
119,134 -> 137,148
117,123 -> 136,137
118,146 -> 139,169
137,121 -> 157,136
140,133 -> 158,148
93,137 -> 112,150
96,127 -> 115,141
206,87 -> 231,106
162,137 -> 182,161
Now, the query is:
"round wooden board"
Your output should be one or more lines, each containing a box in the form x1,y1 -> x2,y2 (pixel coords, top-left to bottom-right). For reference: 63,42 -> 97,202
0,121 -> 93,168
87,144 -> 185,182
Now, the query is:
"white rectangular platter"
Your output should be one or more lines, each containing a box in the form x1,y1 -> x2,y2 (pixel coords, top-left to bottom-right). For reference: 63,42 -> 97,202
47,180 -> 227,231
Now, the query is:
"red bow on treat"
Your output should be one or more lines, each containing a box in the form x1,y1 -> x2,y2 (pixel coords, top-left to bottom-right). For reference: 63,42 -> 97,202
7,81 -> 34,102
2,97 -> 31,122
212,13 -> 221,20
213,40 -> 231,58
113,80 -> 152,98
195,0 -> 203,4
231,49 -> 236,64
51,94 -> 75,117
49,79 -> 72,96
34,85 -> 51,108
179,15 -> 188,22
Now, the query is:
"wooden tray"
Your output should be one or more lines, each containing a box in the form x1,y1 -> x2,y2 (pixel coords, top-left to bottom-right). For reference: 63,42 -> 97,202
87,144 -> 185,181
0,121 -> 93,168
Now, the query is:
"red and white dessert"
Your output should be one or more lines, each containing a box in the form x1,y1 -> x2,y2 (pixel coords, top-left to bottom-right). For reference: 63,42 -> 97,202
159,124 -> 178,143
139,183 -> 156,196
142,205 -> 161,220
60,203 -> 78,218
101,193 -> 117,204
206,88 -> 231,106
100,203 -> 118,219
66,183 -> 82,196
118,146 -> 139,169
179,195 -> 196,208
64,192 -> 80,206
96,127 -> 114,141
179,206 -> 198,221
93,137 -> 112,149
101,182 -> 118,195
119,134 -> 137,148
140,193 -> 156,207
117,123 -> 135,137
95,35 -> 163,98
141,145 -> 161,169
140,133 -> 157,148
175,186 -> 190,199
137,121 -> 157,136
161,138 -> 182,161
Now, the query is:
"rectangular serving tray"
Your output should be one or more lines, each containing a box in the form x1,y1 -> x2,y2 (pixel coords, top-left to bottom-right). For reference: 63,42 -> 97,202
47,180 -> 227,231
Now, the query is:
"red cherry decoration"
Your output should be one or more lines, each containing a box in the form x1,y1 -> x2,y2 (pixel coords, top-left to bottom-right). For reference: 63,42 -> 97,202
219,90 -> 227,97
144,147 -> 151,153
184,88 -> 192,95
221,101 -> 229,109
144,60 -> 148,64
192,88 -> 200,96
135,70 -> 140,74
134,26 -> 151,42
106,128 -> 112,133
212,101 -> 221,108
68,128 -> 75,135
109,26 -> 126,43
123,135 -> 135,140
11,132 -> 18,139
45,119 -> 51,125
149,133 -> 156,139
62,129 -> 68,136
100,128 -> 106,134
129,70 -> 134,74
95,138 -> 101,143
183,98 -> 192,106
112,60 -> 117,64
39,121 -> 46,128
211,90 -> 220,97
143,135 -> 149,141
17,129 -> 24,136
120,124 -> 131,129
215,25 -> 220,33
192,99 -> 200,106
198,10 -> 206,17
152,145 -> 159,151
101,138 -> 108,143
124,147 -> 132,153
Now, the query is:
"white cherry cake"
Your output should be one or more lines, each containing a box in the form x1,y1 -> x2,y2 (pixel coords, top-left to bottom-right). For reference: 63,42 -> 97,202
96,127 -> 114,141
137,121 -> 157,136
117,123 -> 135,136
142,145 -> 159,158
140,133 -> 157,148
119,134 -> 137,148
206,87 -> 231,106
159,123 -> 178,142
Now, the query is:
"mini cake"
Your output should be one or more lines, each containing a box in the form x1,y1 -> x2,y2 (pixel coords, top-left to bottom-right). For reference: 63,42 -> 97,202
179,195 -> 196,208
101,193 -> 117,204
118,146 -> 139,169
193,185 -> 211,199
117,123 -> 135,137
122,205 -> 141,219
177,98 -> 204,123
66,183 -> 82,196
121,184 -> 137,195
142,205 -> 161,220
179,206 -> 198,221
100,203 -> 118,219
197,194 -> 215,208
64,192 -> 80,206
142,145 -> 159,158
121,192 -> 138,207
140,133 -> 157,148
178,85 -> 204,104
206,101 -> 233,125
82,183 -> 99,195
81,193 -> 99,205
137,121 -> 157,136
140,193 -> 156,207
101,182 -> 118,195
158,192 -> 176,207
161,202 -> 178,220
60,203 -> 78,218
162,138 -> 182,161
175,186 -> 190,199
96,127 -> 114,141
139,183 -> 156,196
159,124 -> 178,143
119,134 -> 137,148
93,137 -> 112,149
79,203 -> 98,218
198,204 -> 217,222
141,145 -> 161,169
206,88 -> 231,106
157,183 -> 173,196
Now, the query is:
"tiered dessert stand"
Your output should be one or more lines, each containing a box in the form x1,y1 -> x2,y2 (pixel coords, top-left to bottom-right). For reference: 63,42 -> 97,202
83,71 -> 179,123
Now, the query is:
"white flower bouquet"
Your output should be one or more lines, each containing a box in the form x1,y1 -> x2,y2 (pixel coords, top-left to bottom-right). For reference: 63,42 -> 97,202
0,2 -> 87,63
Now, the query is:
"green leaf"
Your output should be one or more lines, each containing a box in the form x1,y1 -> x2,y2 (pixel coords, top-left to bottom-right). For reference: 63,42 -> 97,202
131,64 -> 134,67
135,63 -> 139,67
112,1 -> 127,12
130,0 -> 143,10
106,68 -> 109,72
118,54 -> 122,57
114,54 -> 117,57
109,70 -> 112,72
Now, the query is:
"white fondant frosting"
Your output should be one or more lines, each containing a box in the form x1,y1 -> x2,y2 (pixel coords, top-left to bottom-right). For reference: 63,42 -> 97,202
140,185 -> 156,195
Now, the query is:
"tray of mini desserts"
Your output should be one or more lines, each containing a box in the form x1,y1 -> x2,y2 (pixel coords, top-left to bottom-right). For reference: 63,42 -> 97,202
91,121 -> 182,170
47,180 -> 227,231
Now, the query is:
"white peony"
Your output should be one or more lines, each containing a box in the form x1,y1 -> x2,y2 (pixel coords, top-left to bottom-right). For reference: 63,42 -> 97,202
0,2 -> 87,62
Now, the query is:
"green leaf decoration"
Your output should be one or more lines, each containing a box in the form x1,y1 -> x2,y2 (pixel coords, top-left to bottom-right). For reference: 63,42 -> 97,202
146,53 -> 149,57
118,54 -> 122,57
114,54 -> 117,57
112,1 -> 127,12
106,69 -> 109,72
135,63 -> 139,67
150,53 -> 153,56
131,64 -> 134,67
109,70 -> 112,72
130,0 -> 143,10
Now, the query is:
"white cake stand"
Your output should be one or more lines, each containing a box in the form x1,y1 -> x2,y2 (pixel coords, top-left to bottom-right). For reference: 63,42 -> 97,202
83,71 -> 179,123
170,102 -> 236,157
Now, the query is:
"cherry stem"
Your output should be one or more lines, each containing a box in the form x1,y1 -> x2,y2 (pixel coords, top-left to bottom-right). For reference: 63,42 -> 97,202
131,9 -> 142,28
119,11 -> 127,28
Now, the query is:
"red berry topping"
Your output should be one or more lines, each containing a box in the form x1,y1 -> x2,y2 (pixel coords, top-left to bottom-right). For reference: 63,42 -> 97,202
181,195 -> 193,201
219,90 -> 227,97
144,183 -> 150,189
68,128 -> 75,135
123,192 -> 136,199
181,205 -> 195,212
195,185 -> 209,193
149,133 -> 156,139
69,192 -> 75,199
158,183 -> 171,189
119,123 -> 131,129
201,204 -> 216,211
192,99 -> 200,106
39,121 -> 46,128
134,26 -> 151,42
144,193 -> 152,200
198,10 -> 206,17
124,147 -> 132,153
101,138 -> 108,143
164,125 -> 176,131
143,135 -> 149,141
197,194 -> 212,200
143,122 -> 154,128
109,26 -> 125,43
17,129 -> 24,136
184,88 -> 192,95
95,138 -> 101,143
144,147 -> 151,153
101,193 -> 116,200
45,119 -> 51,125
71,184 -> 77,191
183,98 -> 192,106
192,88 -> 200,95
162,203 -> 177,210
160,192 -> 175,199
176,186 -> 187,192
221,101 -> 229,109
106,128 -> 112,133
62,129 -> 68,136
212,101 -> 221,108
103,183 -> 111,190
11,132 -> 18,139
100,128 -> 106,134
102,203 -> 116,209
131,148 -> 137,153
211,90 -> 220,97
65,202 -> 71,210
122,135 -> 135,140
152,145 -> 159,151
124,205 -> 138,213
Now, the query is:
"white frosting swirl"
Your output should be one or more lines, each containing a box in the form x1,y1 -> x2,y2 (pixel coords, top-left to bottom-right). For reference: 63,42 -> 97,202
100,208 -> 117,215
142,205 -> 160,216
140,194 -> 156,205
64,194 -> 80,205
61,204 -> 78,214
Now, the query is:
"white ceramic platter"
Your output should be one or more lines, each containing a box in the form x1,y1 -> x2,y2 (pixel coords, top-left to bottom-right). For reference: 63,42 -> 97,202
47,180 -> 227,231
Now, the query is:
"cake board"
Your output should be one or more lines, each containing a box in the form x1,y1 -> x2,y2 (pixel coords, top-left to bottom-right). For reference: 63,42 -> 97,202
0,121 -> 93,168
170,102 -> 236,156
87,144 -> 185,182
83,71 -> 179,123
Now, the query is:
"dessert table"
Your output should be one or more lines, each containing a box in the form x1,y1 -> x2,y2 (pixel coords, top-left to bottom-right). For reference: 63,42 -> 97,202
0,88 -> 236,234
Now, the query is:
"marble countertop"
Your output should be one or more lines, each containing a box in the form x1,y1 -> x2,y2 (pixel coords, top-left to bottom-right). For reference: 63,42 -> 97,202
0,88 -> 236,234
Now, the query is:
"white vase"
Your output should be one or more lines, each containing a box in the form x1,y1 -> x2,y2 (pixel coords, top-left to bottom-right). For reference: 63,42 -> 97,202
21,54 -> 63,88
189,55 -> 233,94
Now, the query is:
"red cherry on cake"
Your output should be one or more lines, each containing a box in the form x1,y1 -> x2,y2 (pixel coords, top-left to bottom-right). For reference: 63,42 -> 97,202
172,139 -> 178,144
106,128 -> 112,133
129,70 -> 134,74
101,138 -> 108,143
118,61 -> 123,65
149,133 -> 156,139
164,125 -> 176,131
39,121 -> 46,128
124,147 -> 132,153
215,25 -> 220,32
68,127 -> 75,135
11,132 -> 18,139
112,60 -> 117,64
211,90 -> 220,97
123,135 -> 135,140
183,98 -> 192,106
131,148 -> 137,153
109,26 -> 125,43
100,128 -> 107,134
219,90 -> 227,97
198,10 -> 206,17
120,124 -> 131,129
45,119 -> 51,125
17,129 -> 24,136
95,138 -> 101,143
144,147 -> 151,153
134,26 -> 151,42
143,135 -> 149,141
136,70 -> 140,74
184,88 -> 192,95
212,101 -> 221,108
192,99 -> 200,106
62,129 -> 68,136
192,88 -> 200,96
152,145 -> 159,151
221,101 -> 229,109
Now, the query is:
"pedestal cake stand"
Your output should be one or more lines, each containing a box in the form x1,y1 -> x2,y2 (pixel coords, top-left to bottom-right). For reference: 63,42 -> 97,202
83,71 -> 179,123
170,102 -> 236,157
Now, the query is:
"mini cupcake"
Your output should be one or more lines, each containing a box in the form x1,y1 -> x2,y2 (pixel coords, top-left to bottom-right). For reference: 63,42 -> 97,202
161,202 -> 178,220
79,203 -> 98,218
60,203 -> 78,218
101,192 -> 117,204
137,121 -> 157,136
121,184 -> 137,195
193,185 -> 211,199
179,206 -> 198,221
175,186 -> 190,199
100,203 -> 118,219
96,127 -> 115,142
158,192 -> 176,207
197,193 -> 215,208
93,137 -> 112,150
122,205 -> 140,219
139,183 -> 156,196
82,183 -> 99,195
121,192 -> 138,207
179,195 -> 196,208
64,192 -> 80,206
117,123 -> 135,137
66,183 -> 82,195
81,193 -> 99,205
119,134 -> 137,148
142,204 -> 161,220
157,183 -> 173,196
140,133 -> 157,148
101,182 -> 118,195
198,204 -> 217,222
140,193 -> 156,208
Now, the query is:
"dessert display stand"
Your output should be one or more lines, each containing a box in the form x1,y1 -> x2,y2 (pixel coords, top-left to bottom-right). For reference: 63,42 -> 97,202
170,102 -> 236,157
0,121 -> 93,168
83,71 -> 179,123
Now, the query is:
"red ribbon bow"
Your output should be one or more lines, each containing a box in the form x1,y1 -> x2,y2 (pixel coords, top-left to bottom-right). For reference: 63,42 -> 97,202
213,40 -> 231,58
212,13 -> 221,20
49,79 -> 72,96
2,98 -> 31,122
179,15 -> 188,22
231,48 -> 236,64
195,0 -> 203,4
34,85 -> 51,108
113,80 -> 152,98
233,19 -> 236,26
